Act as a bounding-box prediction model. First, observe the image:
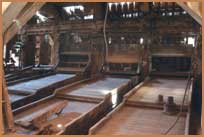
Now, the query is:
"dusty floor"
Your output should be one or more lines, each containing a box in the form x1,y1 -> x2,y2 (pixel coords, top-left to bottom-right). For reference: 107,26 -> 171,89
128,78 -> 189,106
93,106 -> 186,135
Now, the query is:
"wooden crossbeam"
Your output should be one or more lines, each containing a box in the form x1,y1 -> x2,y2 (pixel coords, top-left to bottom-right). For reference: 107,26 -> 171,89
177,2 -> 202,25
2,2 -> 27,34
4,2 -> 45,44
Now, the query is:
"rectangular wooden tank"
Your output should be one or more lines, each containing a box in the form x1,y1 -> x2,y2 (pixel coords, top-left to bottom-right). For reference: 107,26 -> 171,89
89,77 -> 193,135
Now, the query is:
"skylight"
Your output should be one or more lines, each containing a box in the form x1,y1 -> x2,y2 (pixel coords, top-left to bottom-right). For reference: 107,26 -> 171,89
84,14 -> 94,20
63,5 -> 84,14
188,37 -> 195,47
36,11 -> 48,22
140,38 -> 144,44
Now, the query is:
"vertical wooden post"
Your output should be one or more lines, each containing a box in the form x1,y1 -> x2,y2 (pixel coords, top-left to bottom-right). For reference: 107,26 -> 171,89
2,74 -> 15,133
2,29 -> 15,134
2,2 -> 45,133
50,25 -> 60,66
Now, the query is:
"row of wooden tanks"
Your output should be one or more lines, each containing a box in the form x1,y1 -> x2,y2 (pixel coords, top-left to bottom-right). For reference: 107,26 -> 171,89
12,72 -> 192,135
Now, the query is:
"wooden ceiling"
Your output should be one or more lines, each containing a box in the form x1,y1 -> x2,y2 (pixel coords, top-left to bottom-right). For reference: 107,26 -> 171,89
2,2 -> 202,44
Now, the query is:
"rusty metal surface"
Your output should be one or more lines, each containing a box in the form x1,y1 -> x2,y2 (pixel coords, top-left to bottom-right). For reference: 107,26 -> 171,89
93,106 -> 186,135
62,77 -> 130,99
8,74 -> 76,94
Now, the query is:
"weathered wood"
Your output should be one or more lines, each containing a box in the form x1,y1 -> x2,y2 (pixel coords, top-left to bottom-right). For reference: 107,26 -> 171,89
2,76 -> 15,132
7,71 -> 55,86
184,79 -> 194,135
11,73 -> 136,135
59,95 -> 112,135
57,51 -> 92,73
2,2 -> 11,14
107,54 -> 141,64
127,78 -> 190,108
8,74 -> 76,94
89,101 -> 125,134
15,100 -> 68,128
9,74 -> 84,110
90,105 -> 187,135
2,2 -> 27,34
4,2 -> 45,44
57,76 -> 131,102
25,17 -> 198,35
177,2 -> 202,25
2,2 -> 45,131
13,97 -> 100,135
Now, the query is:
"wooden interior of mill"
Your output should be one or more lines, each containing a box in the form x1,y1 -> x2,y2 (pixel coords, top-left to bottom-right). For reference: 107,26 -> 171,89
2,2 -> 202,135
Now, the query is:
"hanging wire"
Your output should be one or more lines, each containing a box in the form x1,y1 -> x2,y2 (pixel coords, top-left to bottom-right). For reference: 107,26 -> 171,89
103,3 -> 109,63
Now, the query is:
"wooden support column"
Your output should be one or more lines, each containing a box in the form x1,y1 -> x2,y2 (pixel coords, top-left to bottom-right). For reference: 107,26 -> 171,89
2,2 -> 45,133
50,26 -> 60,66
2,2 -> 27,34
2,76 -> 15,133
35,35 -> 41,65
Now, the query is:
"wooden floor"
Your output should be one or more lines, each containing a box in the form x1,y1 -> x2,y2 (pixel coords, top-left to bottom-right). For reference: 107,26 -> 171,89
61,77 -> 130,99
90,77 -> 190,135
128,78 -> 189,106
93,106 -> 186,135
15,98 -> 97,134
8,74 -> 76,94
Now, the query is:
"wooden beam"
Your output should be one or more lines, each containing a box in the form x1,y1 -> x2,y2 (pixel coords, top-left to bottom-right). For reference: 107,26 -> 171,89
2,75 -> 15,132
2,2 -> 27,34
2,2 -> 45,133
4,2 -> 45,44
2,2 -> 11,13
177,2 -> 202,25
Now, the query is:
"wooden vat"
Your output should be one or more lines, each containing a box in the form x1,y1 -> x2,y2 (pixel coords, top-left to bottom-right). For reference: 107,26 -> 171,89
89,77 -> 193,135
8,73 -> 83,110
56,75 -> 137,107
13,95 -> 112,135
13,74 -> 138,135
8,51 -> 93,110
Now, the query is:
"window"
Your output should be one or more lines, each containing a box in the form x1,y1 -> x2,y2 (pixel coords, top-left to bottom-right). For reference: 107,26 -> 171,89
140,38 -> 144,44
188,37 -> 195,47
182,11 -> 187,14
108,37 -> 112,44
84,15 -> 94,20
3,45 -> 6,59
36,11 -> 48,23
63,5 -> 84,14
